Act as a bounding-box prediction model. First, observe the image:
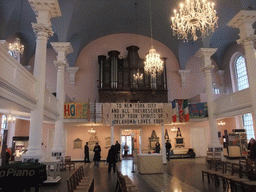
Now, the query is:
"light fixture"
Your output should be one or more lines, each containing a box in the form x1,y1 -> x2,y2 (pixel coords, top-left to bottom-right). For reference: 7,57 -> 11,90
218,121 -> 225,126
171,0 -> 218,42
133,69 -> 143,80
8,38 -> 24,61
8,0 -> 24,62
144,0 -> 163,77
88,127 -> 96,133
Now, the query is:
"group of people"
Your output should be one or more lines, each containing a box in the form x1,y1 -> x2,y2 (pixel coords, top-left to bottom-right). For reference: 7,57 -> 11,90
153,140 -> 172,161
84,141 -> 121,173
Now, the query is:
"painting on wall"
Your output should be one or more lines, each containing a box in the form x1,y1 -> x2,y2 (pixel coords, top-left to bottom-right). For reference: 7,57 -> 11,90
73,138 -> 82,149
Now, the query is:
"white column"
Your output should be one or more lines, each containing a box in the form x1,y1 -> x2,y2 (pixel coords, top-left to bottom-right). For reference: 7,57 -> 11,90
228,10 -> 256,138
50,42 -> 73,160
196,48 -> 222,152
161,124 -> 167,164
22,0 -> 61,161
111,124 -> 114,146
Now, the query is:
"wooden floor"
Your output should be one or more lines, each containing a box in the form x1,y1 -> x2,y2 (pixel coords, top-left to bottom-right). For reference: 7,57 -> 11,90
38,157 -> 245,192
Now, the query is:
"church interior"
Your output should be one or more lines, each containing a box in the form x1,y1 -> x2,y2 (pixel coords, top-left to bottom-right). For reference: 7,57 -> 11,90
0,0 -> 256,191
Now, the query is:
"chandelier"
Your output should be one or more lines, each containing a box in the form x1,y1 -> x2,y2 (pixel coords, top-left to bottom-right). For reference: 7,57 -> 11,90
8,38 -> 24,61
171,0 -> 218,42
133,69 -> 143,80
144,0 -> 163,77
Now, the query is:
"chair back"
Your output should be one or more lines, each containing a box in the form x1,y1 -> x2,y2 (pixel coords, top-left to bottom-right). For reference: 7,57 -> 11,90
65,156 -> 72,162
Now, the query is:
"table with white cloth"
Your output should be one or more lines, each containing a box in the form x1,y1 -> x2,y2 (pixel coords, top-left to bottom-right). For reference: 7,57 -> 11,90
136,154 -> 163,174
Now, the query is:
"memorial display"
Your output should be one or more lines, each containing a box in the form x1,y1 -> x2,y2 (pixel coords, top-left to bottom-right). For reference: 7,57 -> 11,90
149,130 -> 159,150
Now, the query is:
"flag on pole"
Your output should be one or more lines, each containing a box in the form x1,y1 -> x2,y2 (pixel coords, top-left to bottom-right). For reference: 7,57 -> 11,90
183,99 -> 189,122
172,100 -> 177,123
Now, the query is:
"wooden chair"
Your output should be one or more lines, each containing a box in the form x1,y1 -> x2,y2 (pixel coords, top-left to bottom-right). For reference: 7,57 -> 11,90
65,156 -> 75,170
202,159 -> 218,183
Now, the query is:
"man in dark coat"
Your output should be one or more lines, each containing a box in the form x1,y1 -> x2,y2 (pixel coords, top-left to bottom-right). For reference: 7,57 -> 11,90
165,140 -> 172,161
93,142 -> 101,167
250,138 -> 256,159
114,141 -> 121,161
107,145 -> 117,173
84,142 -> 90,163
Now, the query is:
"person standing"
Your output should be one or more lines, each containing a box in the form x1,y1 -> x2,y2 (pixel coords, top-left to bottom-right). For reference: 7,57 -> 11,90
114,141 -> 121,161
249,138 -> 256,159
123,143 -> 129,159
165,140 -> 172,161
154,142 -> 161,153
93,142 -> 101,167
3,149 -> 11,166
107,145 -> 117,174
84,142 -> 90,163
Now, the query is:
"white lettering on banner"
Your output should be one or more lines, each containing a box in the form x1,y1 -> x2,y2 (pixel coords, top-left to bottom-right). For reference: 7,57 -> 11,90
110,103 -> 169,125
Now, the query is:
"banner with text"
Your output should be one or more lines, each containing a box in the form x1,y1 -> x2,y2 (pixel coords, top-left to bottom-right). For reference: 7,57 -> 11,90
109,103 -> 171,125
64,102 -> 90,119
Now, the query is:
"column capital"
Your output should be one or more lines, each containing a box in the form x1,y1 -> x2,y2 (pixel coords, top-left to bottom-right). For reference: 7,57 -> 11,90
54,61 -> 68,69
228,10 -> 256,40
237,34 -> 256,46
202,65 -> 215,74
28,0 -> 61,19
178,70 -> 190,87
51,42 -> 74,62
195,48 -> 218,59
227,10 -> 256,29
32,23 -> 54,38
66,67 -> 79,85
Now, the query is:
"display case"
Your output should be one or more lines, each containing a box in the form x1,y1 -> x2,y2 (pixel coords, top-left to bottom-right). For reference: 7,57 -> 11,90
12,136 -> 29,161
228,129 -> 248,157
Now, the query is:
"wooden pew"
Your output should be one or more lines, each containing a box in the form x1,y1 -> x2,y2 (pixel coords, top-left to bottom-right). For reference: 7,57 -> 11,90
67,165 -> 94,192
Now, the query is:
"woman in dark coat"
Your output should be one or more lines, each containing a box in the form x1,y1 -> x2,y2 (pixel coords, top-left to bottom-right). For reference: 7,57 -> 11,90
154,142 -> 161,153
93,142 -> 101,167
107,145 -> 117,173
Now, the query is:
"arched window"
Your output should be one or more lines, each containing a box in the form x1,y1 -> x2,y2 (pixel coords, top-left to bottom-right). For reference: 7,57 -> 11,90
234,55 -> 249,91
231,54 -> 254,140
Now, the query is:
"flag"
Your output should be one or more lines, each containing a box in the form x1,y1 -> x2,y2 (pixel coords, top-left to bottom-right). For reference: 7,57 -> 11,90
178,100 -> 184,122
183,99 -> 189,122
172,100 -> 177,123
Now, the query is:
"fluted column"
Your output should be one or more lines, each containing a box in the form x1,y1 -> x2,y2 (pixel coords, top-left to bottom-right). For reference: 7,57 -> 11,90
228,10 -> 256,138
161,124 -> 167,164
196,48 -> 222,153
22,0 -> 61,161
51,42 -> 73,160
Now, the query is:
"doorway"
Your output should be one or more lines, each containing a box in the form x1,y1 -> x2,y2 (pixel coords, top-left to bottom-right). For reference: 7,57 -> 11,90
190,127 -> 208,157
121,129 -> 141,158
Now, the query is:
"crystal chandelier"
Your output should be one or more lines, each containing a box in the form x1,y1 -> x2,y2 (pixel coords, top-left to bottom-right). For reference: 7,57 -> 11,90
8,38 -> 24,61
171,0 -> 218,42
144,0 -> 163,77
133,69 -> 143,80
144,47 -> 163,77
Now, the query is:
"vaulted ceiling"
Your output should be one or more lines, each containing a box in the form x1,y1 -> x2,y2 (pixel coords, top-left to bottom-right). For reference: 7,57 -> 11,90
0,0 -> 255,69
